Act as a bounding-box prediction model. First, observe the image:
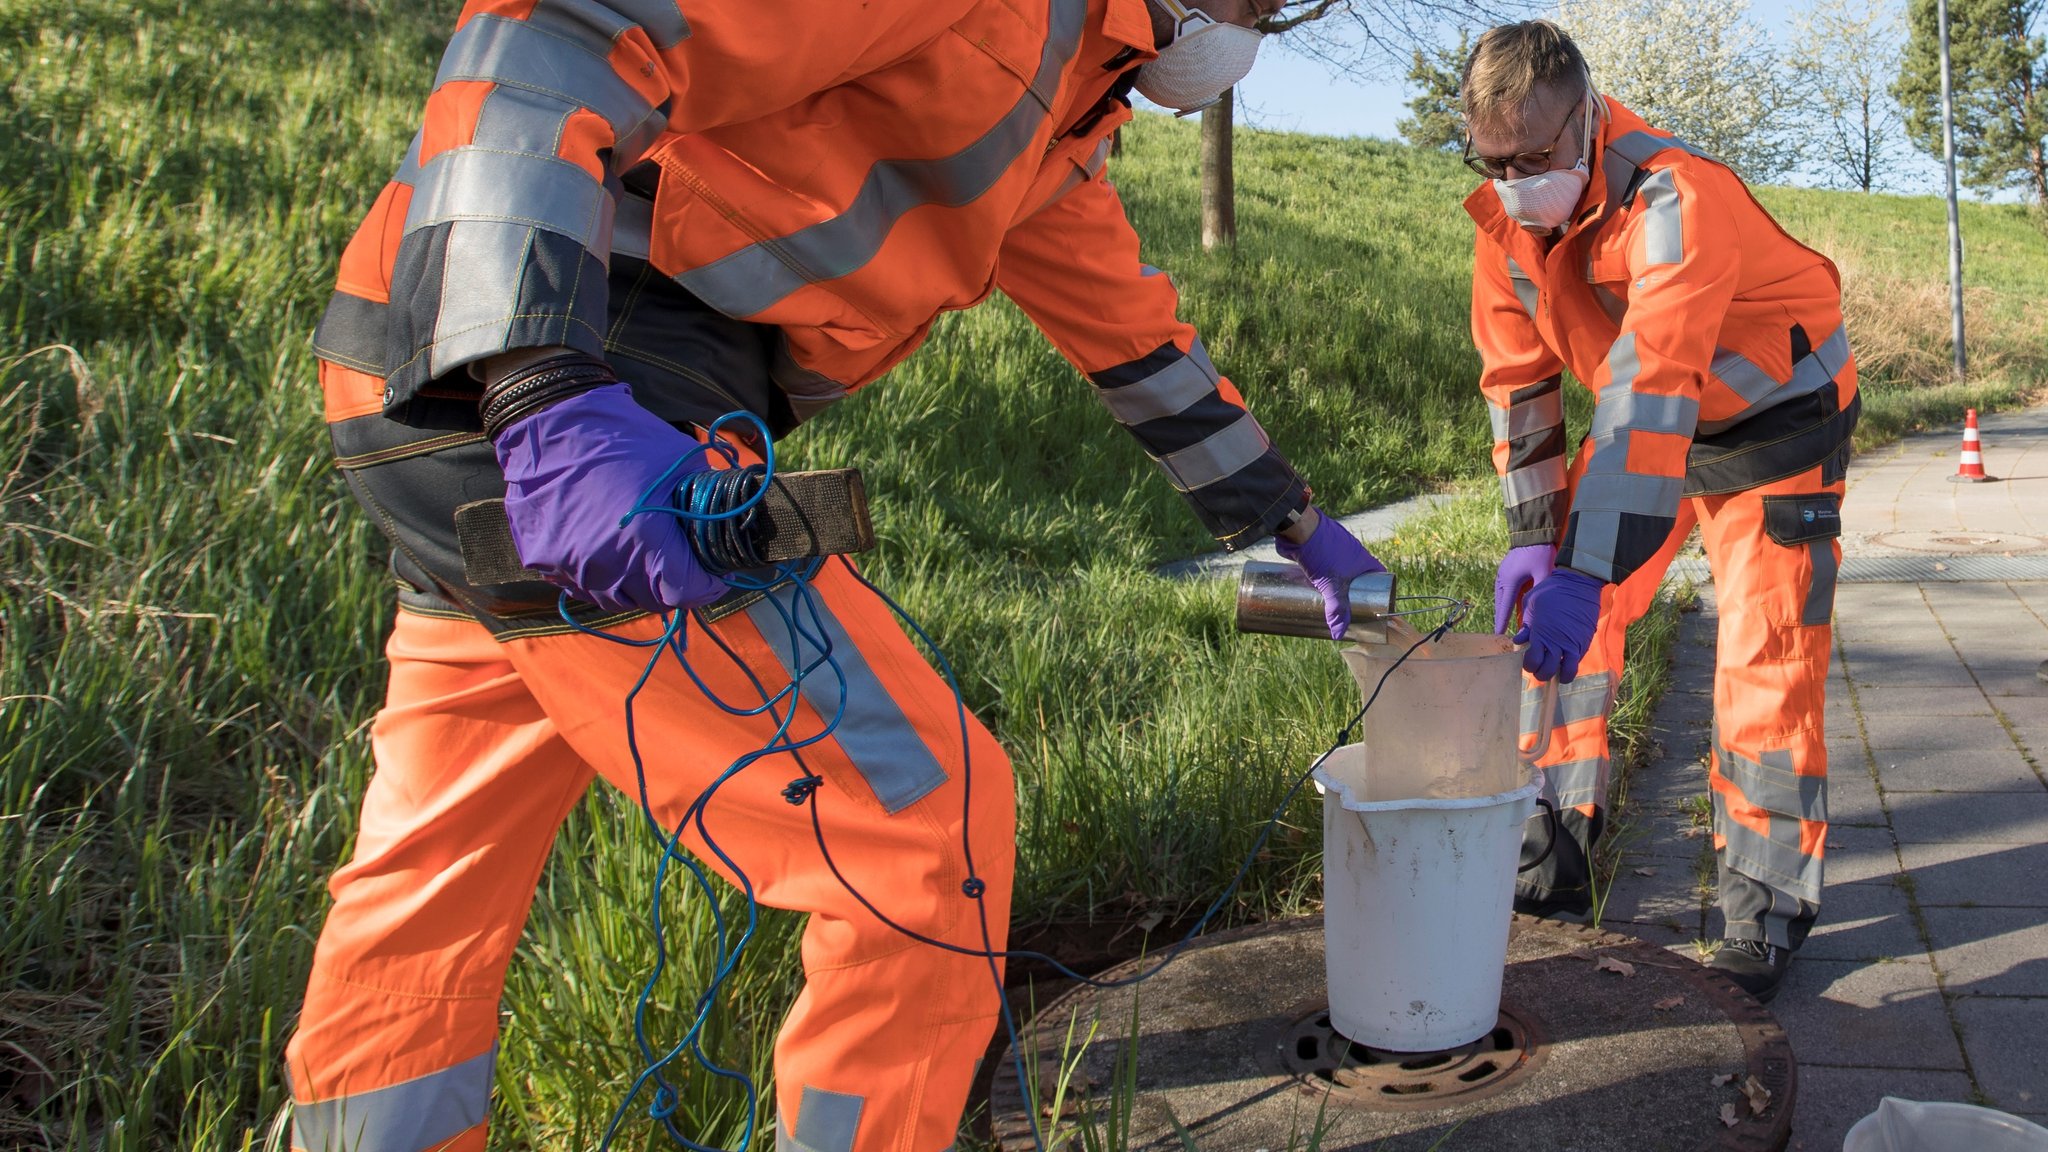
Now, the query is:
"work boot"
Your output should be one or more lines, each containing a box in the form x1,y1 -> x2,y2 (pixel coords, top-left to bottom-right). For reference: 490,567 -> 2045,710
1709,938 -> 1792,1004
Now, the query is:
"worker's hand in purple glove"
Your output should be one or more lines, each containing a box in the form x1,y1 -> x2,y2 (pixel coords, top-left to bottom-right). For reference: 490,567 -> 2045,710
1514,567 -> 1603,683
1493,543 -> 1556,634
492,382 -> 728,614
1274,508 -> 1388,641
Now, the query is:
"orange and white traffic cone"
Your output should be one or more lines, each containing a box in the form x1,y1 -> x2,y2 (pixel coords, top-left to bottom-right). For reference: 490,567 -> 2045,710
1949,408 -> 1997,483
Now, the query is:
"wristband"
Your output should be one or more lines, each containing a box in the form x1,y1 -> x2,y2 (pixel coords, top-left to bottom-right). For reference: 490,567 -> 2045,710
478,353 -> 618,439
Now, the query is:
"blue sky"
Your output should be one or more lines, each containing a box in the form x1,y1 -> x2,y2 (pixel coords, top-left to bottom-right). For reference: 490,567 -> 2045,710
1141,2 -> 1957,196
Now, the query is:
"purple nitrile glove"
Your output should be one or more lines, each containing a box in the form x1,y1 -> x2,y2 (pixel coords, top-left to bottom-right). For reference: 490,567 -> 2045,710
1493,543 -> 1556,635
492,382 -> 728,614
1513,567 -> 1603,683
1273,508 -> 1388,641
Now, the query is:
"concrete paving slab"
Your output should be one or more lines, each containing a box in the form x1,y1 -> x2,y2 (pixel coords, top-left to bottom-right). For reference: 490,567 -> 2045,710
1895,840 -> 2048,908
1843,652 -> 1981,689
1785,1065 -> 1978,1152
1859,710 -> 2014,753
1825,764 -> 1887,828
1823,824 -> 1902,885
1868,747 -> 2047,793
1770,957 -> 1965,1071
1600,856 -> 1709,931
1802,879 -> 1925,963
1921,907 -> 2048,998
1887,790 -> 2048,845
1845,684 -> 1994,717
1951,996 -> 2048,1114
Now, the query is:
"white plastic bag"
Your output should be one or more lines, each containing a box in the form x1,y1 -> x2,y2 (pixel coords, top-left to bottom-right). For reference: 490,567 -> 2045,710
1843,1097 -> 2048,1152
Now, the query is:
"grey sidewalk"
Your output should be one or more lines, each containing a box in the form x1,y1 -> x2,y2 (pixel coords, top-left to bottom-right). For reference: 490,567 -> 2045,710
1602,404 -> 2048,1151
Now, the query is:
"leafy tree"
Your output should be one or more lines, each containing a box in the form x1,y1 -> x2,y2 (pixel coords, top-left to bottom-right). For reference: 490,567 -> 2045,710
1556,0 -> 1799,182
1895,0 -> 2048,201
1398,29 -> 1473,151
1788,0 -> 1911,192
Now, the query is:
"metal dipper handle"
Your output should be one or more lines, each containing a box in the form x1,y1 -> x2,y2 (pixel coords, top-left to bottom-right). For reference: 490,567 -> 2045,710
1233,561 -> 1397,643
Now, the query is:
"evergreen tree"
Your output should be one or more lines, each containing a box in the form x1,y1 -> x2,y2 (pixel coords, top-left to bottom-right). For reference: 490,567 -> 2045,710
1895,0 -> 2048,201
1397,30 -> 1472,152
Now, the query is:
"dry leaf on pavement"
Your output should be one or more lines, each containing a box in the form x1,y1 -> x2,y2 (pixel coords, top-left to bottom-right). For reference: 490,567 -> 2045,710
1742,1074 -> 1772,1115
1720,1103 -> 1740,1127
1595,956 -> 1636,977
1653,995 -> 1685,1011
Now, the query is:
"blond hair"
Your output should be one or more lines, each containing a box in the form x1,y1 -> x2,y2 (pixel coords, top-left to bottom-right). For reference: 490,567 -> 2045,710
1461,21 -> 1589,135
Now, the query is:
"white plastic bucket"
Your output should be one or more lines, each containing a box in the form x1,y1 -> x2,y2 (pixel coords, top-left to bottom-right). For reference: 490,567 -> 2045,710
1315,631 -> 1556,1052
1316,747 -> 1542,1051
1842,1097 -> 2048,1152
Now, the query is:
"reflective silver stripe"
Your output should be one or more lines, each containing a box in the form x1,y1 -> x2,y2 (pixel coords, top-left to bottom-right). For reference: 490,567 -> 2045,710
604,0 -> 690,48
1702,325 -> 1852,430
394,131 -> 425,188
744,591 -> 948,814
1717,746 -> 1825,903
1637,168 -> 1683,266
436,15 -> 664,157
676,0 -> 1087,317
292,1046 -> 494,1152
471,85 -> 578,155
1502,455 -> 1567,506
1587,334 -> 1699,439
1519,672 -> 1613,731
404,147 -> 617,253
1490,386 -> 1564,442
527,0 -> 639,58
613,190 -> 654,261
427,219 -> 548,379
1570,471 -> 1685,516
1803,537 -> 1838,626
1591,282 -> 1626,324
1542,756 -> 1608,810
1085,135 -> 1111,176
781,1086 -> 864,1152
1156,413 -> 1269,493
1505,257 -> 1539,319
1094,340 -> 1219,426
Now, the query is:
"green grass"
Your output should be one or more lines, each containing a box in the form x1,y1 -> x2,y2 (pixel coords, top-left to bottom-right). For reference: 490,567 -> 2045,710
3,1 -> 2042,1148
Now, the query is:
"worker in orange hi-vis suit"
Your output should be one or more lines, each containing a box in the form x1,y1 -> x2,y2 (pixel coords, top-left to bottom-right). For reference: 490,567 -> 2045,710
1459,22 -> 1857,1005
287,1 -> 1392,1150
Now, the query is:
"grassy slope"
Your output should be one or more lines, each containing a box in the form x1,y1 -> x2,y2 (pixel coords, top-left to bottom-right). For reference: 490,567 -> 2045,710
3,1 -> 2043,1147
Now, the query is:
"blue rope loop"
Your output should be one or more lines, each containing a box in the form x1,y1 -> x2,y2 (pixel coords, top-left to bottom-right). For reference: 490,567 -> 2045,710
561,409 -> 1448,1152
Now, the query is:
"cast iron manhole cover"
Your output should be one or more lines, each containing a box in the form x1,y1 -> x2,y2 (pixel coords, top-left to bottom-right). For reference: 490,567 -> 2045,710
1278,1001 -> 1548,1111
1870,531 -> 2047,554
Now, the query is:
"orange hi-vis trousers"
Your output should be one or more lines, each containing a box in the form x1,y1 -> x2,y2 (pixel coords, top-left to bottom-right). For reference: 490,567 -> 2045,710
1518,455 -> 1842,948
285,562 -> 1015,1152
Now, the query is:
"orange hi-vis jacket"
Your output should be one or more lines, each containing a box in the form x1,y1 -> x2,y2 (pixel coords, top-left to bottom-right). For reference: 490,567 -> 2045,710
313,0 -> 1311,550
1468,97 -> 1860,585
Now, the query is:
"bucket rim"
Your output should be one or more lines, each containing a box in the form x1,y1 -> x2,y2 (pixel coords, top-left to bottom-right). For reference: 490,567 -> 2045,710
1311,761 -> 1545,812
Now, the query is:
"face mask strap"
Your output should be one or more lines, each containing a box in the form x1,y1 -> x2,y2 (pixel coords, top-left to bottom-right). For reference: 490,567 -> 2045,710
1153,0 -> 1218,39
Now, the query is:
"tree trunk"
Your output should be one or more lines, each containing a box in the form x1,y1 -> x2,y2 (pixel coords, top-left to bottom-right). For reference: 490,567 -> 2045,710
1200,89 -> 1236,251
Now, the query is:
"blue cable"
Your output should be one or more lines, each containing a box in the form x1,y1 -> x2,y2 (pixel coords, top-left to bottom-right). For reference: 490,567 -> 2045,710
564,410 -> 1445,1152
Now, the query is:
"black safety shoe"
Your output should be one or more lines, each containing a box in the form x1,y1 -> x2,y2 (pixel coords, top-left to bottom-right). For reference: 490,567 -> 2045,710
1709,938 -> 1792,1004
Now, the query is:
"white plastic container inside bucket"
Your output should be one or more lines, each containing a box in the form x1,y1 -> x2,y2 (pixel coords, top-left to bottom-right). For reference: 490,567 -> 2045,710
1842,1097 -> 2048,1152
1316,748 -> 1542,1051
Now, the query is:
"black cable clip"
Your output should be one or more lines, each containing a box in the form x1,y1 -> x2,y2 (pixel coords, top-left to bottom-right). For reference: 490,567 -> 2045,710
782,775 -> 824,806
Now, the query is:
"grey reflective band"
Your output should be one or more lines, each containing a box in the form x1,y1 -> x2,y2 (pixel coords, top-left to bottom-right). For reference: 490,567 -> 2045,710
613,189 -> 654,261
1519,675 -> 1612,733
436,15 -> 664,156
794,1086 -> 864,1152
676,0 -> 1087,317
1491,385 -> 1564,442
1505,257 -> 1539,319
744,591 -> 948,814
426,218 -> 583,378
1094,340 -> 1220,426
603,0 -> 691,48
292,1046 -> 495,1152
404,147 -> 618,253
1570,471 -> 1684,516
1587,333 -> 1700,439
394,131 -> 425,188
470,85 -> 579,156
1539,756 -> 1607,810
1502,455 -> 1567,506
1637,168 -> 1683,266
1803,537 -> 1838,626
1603,129 -> 1719,208
1157,412 -> 1270,493
1717,745 -> 1825,903
1703,324 -> 1852,429
524,0 -> 640,59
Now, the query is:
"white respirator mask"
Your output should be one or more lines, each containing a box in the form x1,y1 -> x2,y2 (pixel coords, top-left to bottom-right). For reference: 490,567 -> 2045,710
1133,0 -> 1264,115
1492,89 -> 1599,231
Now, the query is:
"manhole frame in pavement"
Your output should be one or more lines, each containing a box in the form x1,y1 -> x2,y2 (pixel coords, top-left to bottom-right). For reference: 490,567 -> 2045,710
1870,530 -> 2048,555
1275,1000 -> 1549,1111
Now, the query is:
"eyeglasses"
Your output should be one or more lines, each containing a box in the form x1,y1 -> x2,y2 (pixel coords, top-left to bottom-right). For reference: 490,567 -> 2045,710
1463,95 -> 1586,181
